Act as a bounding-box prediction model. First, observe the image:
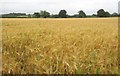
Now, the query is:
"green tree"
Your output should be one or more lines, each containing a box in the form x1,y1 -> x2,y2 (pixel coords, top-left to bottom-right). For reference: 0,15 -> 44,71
92,14 -> 97,17
97,9 -> 111,17
97,9 -> 106,17
111,12 -> 118,17
78,10 -> 86,18
28,14 -> 32,18
105,12 -> 110,17
97,9 -> 105,17
58,10 -> 67,18
33,12 -> 40,18
51,14 -> 59,18
40,10 -> 50,18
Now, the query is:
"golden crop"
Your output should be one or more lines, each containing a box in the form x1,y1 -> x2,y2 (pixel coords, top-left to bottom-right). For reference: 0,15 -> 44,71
2,18 -> 118,74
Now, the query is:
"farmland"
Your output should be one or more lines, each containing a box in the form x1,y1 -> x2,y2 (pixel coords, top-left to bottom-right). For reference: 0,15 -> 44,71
2,18 -> 118,74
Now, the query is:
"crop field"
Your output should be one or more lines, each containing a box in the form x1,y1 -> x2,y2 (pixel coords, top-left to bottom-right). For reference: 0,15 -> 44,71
2,18 -> 118,74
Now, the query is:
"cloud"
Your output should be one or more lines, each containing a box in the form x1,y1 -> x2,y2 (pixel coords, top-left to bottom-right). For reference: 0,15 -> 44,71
0,0 -> 119,15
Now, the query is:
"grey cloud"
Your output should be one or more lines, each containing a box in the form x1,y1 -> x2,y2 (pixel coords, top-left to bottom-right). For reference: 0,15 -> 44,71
0,0 -> 119,15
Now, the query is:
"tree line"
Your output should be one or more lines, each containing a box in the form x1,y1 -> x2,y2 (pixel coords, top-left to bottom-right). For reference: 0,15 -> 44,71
1,9 -> 119,18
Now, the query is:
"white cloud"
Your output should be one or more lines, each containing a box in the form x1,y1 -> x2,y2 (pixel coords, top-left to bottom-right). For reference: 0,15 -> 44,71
0,0 -> 119,15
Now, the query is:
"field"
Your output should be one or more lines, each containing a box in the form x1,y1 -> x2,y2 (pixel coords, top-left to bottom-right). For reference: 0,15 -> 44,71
2,18 -> 118,74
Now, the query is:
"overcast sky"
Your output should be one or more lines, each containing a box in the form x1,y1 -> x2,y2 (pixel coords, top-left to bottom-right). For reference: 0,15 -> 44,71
0,0 -> 119,15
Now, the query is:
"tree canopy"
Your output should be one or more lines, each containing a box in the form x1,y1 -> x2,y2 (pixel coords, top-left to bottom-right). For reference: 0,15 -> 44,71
33,12 -> 40,18
58,10 -> 67,18
40,10 -> 50,18
97,9 -> 111,17
78,10 -> 86,18
1,9 -> 119,18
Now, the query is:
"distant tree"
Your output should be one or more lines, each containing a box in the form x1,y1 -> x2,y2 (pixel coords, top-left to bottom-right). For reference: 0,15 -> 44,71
105,11 -> 110,17
78,10 -> 86,18
97,9 -> 111,17
28,14 -> 32,18
111,12 -> 118,17
33,12 -> 40,18
9,13 -> 26,16
58,10 -> 67,18
2,13 -> 27,18
92,14 -> 97,17
51,14 -> 59,18
97,9 -> 106,17
0,15 -> 2,18
71,14 -> 79,18
40,10 -> 50,18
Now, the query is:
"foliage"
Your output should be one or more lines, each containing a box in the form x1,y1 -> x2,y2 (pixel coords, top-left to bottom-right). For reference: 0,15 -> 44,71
105,12 -> 110,17
40,10 -> 50,18
1,13 -> 27,18
50,14 -> 59,18
97,9 -> 111,17
111,13 -> 118,17
58,10 -> 67,18
33,12 -> 40,18
97,9 -> 106,17
78,10 -> 86,18
1,9 -> 119,18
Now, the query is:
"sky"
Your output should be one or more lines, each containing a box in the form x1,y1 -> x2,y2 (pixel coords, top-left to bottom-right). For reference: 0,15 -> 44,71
0,0 -> 119,15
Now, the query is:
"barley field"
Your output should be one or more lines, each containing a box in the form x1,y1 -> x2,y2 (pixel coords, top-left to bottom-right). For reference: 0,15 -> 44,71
2,18 -> 118,74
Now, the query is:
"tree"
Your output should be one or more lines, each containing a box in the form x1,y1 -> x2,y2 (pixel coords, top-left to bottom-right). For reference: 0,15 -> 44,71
97,9 -> 111,17
105,12 -> 110,17
28,14 -> 32,18
72,14 -> 79,18
33,12 -> 40,18
51,14 -> 59,18
111,12 -> 118,17
58,10 -> 67,18
97,9 -> 106,17
92,14 -> 97,17
40,10 -> 50,18
78,10 -> 86,18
